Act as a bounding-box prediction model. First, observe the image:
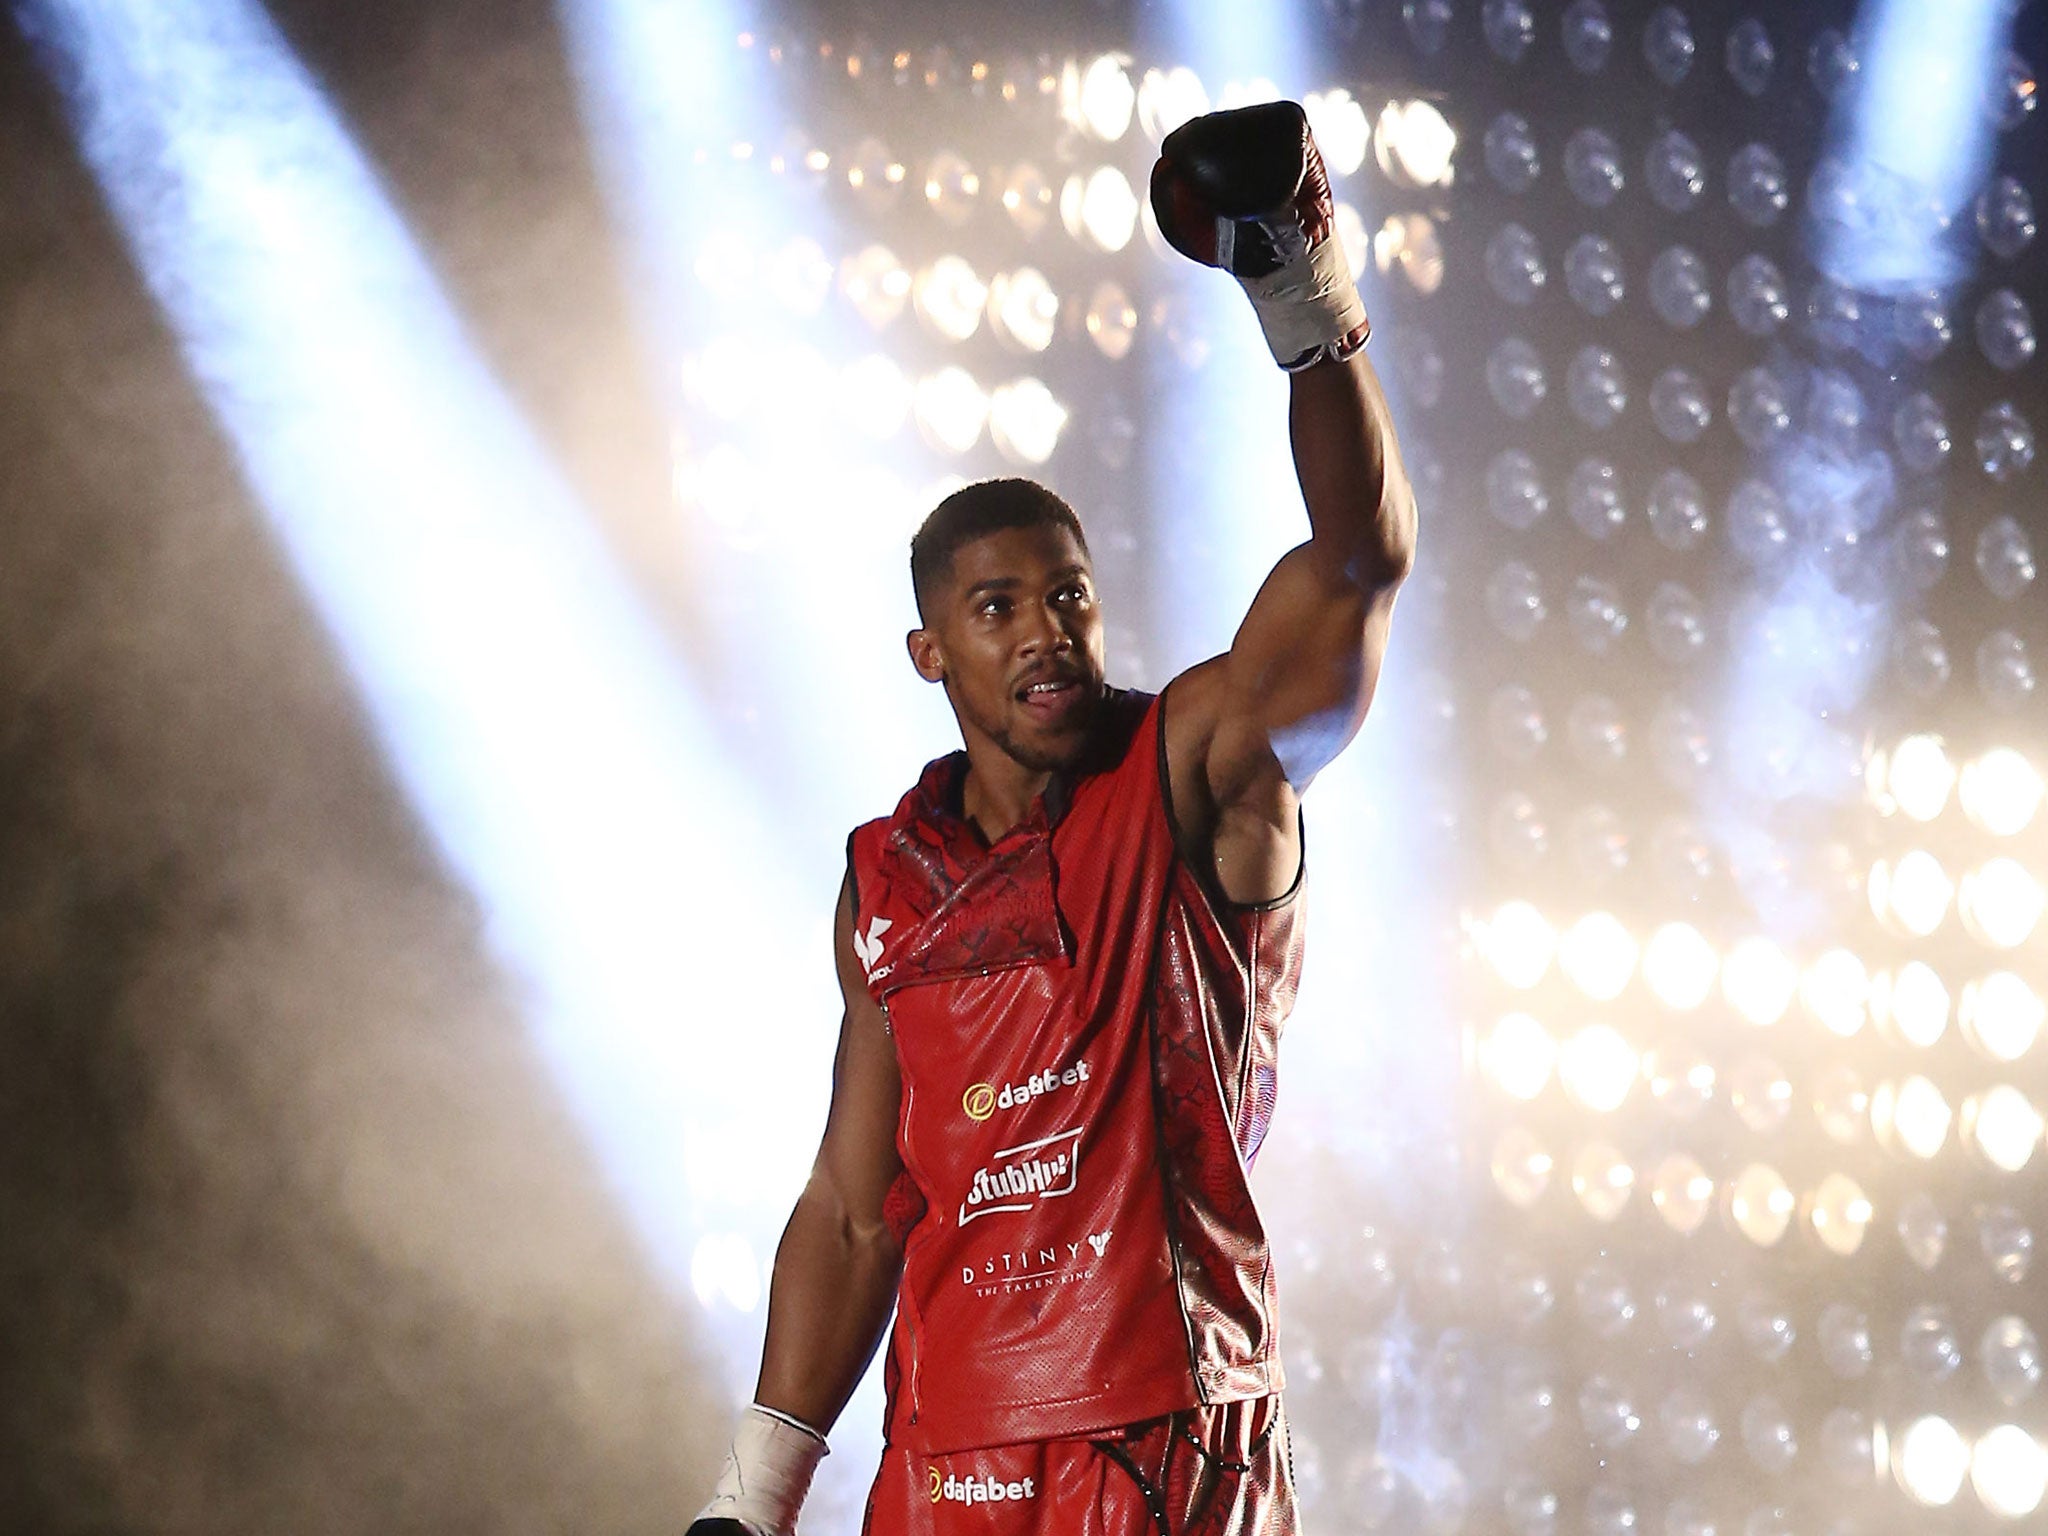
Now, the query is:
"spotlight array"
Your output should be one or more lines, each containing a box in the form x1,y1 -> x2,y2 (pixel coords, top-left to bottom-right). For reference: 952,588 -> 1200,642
1444,5 -> 2044,1532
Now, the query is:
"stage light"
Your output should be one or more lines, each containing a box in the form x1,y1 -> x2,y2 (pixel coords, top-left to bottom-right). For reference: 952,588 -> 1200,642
1374,99 -> 1456,188
1889,733 -> 1956,820
1645,129 -> 1705,213
1064,53 -> 1136,141
987,268 -> 1058,353
1814,1065 -> 1871,1143
1729,142 -> 1789,226
1729,1055 -> 1792,1133
763,236 -> 834,316
1559,1024 -> 1637,1112
1483,1012 -> 1555,1100
1483,899 -> 1556,988
1820,1303 -> 1875,1379
1492,1125 -> 1553,1208
1485,223 -> 1544,305
1874,1075 -> 1952,1159
1961,972 -> 2043,1062
1136,65 -> 1209,141
1565,457 -> 1622,538
1559,912 -> 1636,1001
1373,213 -> 1444,293
1875,850 -> 1954,936
1882,961 -> 1951,1048
1740,1396 -> 1796,1474
999,163 -> 1054,237
1723,936 -> 1797,1025
1483,0 -> 1536,64
921,151 -> 981,226
1728,254 -> 1789,336
1978,289 -> 2038,371
1973,1426 -> 2048,1518
1979,174 -> 2037,257
1808,1172 -> 1873,1256
988,378 -> 1068,466
1962,748 -> 2044,834
1649,1153 -> 1714,1235
1083,281 -> 1138,360
1562,0 -> 1613,74
1642,1054 -> 1714,1130
913,255 -> 988,341
1303,89 -> 1370,177
1485,452 -> 1546,532
1980,1317 -> 2044,1406
1802,948 -> 1868,1036
1978,400 -> 2038,481
1977,518 -> 2040,604
1572,1142 -> 1634,1221
913,366 -> 988,453
1979,631 -> 2038,709
1898,1192 -> 1949,1269
1565,347 -> 1628,429
845,137 -> 906,209
1898,1416 -> 1969,1507
1894,391 -> 1954,471
839,243 -> 910,328
1961,857 -> 2045,948
1964,1086 -> 2043,1173
1728,1163 -> 1794,1246
1482,110 -> 1539,192
1061,166 -> 1139,253
1215,78 -> 1281,111
839,354 -> 912,440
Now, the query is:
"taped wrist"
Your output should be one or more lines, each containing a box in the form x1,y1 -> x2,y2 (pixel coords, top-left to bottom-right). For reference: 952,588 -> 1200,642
1239,230 -> 1370,371
697,1404 -> 829,1536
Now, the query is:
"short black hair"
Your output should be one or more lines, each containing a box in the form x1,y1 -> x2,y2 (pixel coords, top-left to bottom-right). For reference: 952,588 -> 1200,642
909,478 -> 1090,623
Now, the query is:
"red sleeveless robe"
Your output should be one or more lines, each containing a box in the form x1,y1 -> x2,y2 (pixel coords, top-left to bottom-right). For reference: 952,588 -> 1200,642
847,688 -> 1304,1454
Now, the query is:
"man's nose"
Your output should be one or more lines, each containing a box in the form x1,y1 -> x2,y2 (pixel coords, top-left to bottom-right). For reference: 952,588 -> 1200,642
1019,601 -> 1072,655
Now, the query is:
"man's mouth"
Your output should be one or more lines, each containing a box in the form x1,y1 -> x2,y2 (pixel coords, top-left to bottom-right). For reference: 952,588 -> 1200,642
1015,675 -> 1089,720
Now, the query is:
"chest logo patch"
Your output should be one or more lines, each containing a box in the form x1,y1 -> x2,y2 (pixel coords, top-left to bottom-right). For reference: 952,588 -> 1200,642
852,915 -> 892,978
959,1127 -> 1083,1225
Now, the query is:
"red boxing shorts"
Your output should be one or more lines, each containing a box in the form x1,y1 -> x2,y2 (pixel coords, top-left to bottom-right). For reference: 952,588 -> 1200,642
860,1397 -> 1298,1536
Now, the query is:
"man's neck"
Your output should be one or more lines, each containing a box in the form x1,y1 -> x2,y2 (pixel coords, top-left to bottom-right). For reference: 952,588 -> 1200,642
958,745 -> 1054,846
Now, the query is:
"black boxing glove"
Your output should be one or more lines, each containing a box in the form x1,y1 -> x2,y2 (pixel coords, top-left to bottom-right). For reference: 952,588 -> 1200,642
1150,99 -> 1370,369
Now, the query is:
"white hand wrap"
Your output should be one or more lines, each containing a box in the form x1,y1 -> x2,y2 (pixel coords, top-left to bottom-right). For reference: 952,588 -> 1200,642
1239,231 -> 1370,370
697,1404 -> 829,1536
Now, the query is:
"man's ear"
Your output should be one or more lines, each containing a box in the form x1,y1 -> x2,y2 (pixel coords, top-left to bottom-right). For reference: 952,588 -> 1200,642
907,627 -> 946,684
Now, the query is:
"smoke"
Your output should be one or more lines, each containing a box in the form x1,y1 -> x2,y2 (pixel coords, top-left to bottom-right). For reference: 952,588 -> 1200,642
1712,407 -> 1892,940
0,11 -> 730,1535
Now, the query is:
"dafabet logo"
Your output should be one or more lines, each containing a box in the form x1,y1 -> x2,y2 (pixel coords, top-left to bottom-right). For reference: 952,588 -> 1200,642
928,1469 -> 1038,1505
961,1060 -> 1091,1122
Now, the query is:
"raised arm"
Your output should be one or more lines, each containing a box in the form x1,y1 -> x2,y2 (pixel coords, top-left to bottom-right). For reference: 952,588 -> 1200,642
1151,102 -> 1417,903
1223,351 -> 1415,778
690,873 -> 905,1536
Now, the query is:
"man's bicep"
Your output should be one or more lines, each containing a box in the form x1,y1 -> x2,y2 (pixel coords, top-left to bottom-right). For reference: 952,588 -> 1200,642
814,875 -> 904,1230
1218,541 -> 1400,789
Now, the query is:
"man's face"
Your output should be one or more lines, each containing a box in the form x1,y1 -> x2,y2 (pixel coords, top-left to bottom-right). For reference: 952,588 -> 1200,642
909,523 -> 1107,774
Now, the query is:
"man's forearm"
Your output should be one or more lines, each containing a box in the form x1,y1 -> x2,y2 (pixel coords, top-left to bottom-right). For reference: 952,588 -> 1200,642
1289,350 -> 1417,590
753,1183 -> 904,1434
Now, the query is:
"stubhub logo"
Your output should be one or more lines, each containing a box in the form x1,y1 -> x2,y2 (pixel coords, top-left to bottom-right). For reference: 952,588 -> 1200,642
958,1127 -> 1082,1226
962,1060 -> 1091,1123
928,1471 -> 1038,1505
